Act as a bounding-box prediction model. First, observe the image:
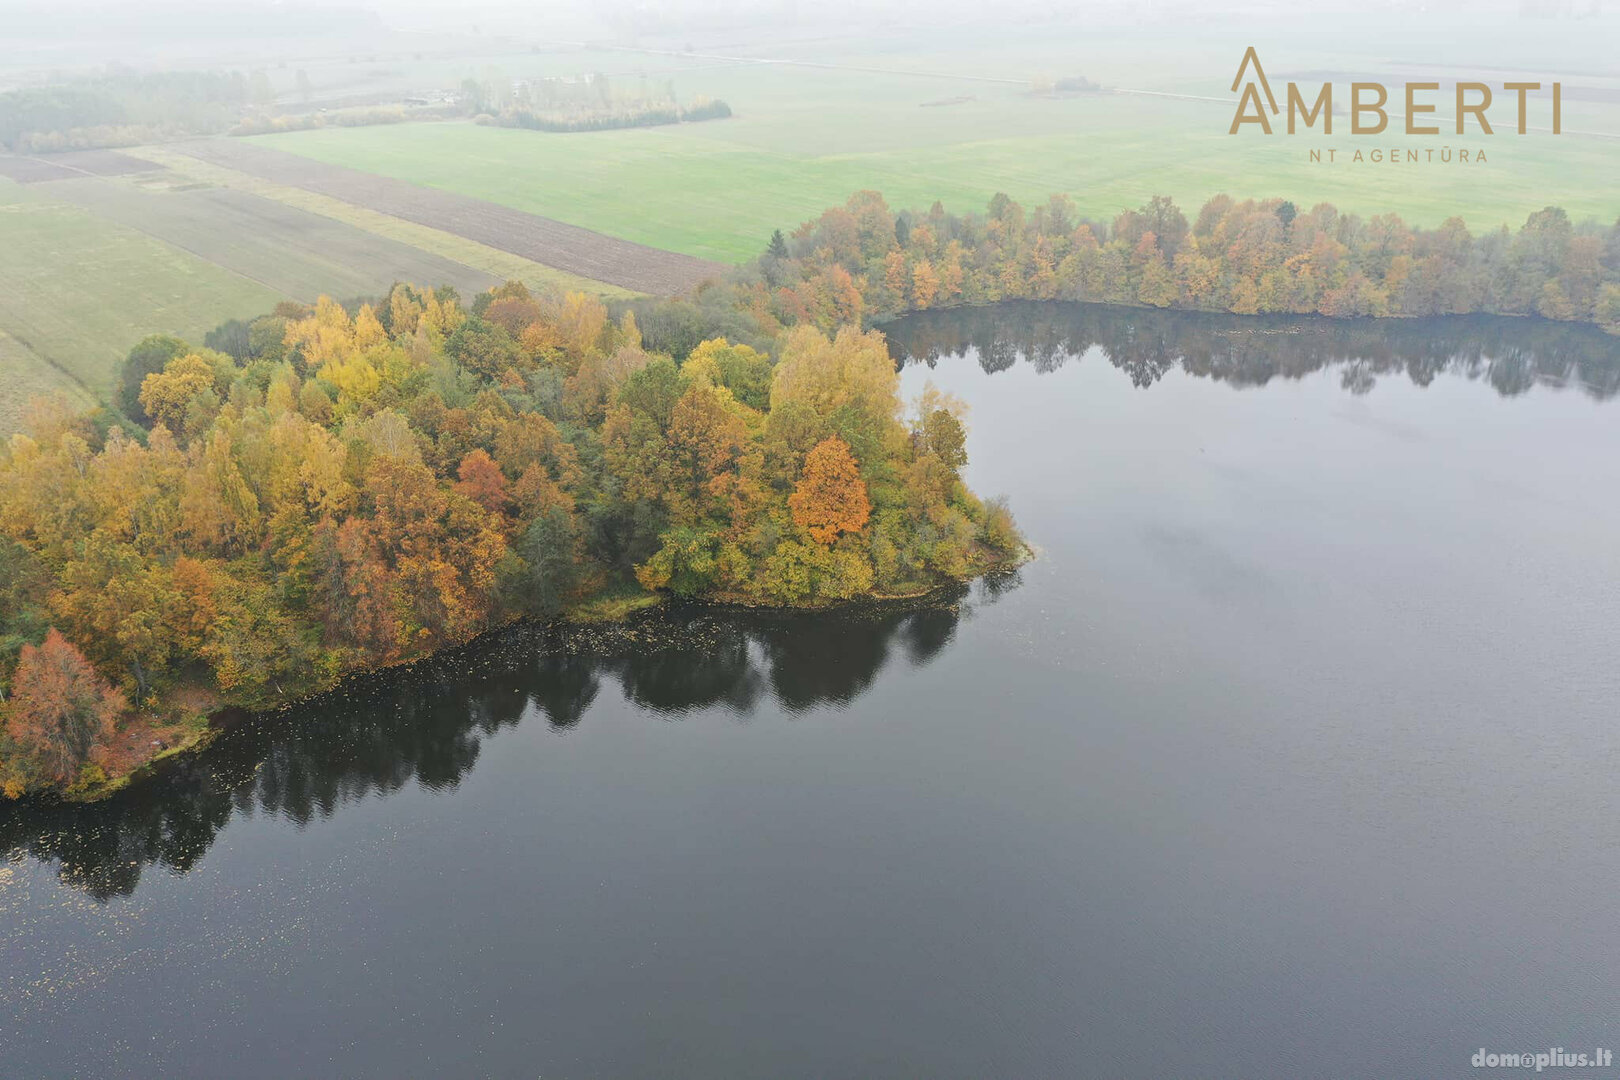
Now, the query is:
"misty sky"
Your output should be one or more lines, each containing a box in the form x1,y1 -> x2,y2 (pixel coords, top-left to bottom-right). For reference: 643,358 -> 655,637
1,0 -> 1613,86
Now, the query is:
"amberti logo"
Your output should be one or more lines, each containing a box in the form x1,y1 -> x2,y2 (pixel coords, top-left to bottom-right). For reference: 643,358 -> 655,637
1228,46 -> 1563,165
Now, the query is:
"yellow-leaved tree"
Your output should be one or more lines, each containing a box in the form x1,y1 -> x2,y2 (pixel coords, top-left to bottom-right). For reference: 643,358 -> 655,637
138,354 -> 218,432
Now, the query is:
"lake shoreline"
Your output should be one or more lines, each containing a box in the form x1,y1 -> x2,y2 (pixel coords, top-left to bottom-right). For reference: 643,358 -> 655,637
43,547 -> 1033,806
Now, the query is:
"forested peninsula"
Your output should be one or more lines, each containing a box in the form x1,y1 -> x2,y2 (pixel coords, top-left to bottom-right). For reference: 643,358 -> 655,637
0,280 -> 1022,799
4,186 -> 1615,799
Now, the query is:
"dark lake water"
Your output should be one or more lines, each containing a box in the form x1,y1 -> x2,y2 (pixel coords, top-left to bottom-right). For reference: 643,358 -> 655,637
5,303 -> 1620,1078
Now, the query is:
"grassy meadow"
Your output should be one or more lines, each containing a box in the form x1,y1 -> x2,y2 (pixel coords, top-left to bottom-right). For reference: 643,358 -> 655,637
0,328 -> 94,434
0,154 -> 633,433
0,177 -> 285,432
250,31 -> 1620,263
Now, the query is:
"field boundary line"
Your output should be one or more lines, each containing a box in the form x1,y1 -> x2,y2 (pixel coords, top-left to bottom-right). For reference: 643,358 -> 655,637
0,326 -> 99,405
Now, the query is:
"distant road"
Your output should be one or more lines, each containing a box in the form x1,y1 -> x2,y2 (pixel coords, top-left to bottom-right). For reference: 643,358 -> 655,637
175,140 -> 729,295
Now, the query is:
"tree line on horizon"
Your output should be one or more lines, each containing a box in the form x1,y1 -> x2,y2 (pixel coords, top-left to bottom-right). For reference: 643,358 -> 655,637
0,65 -> 729,152
721,191 -> 1620,336
0,70 -> 266,153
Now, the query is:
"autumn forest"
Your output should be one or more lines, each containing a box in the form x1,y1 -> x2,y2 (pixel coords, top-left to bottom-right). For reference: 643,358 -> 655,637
4,185 -> 1616,798
0,274 -> 1022,798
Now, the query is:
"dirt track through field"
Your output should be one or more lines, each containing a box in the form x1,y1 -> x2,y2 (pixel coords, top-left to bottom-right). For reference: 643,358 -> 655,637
0,150 -> 166,183
0,156 -> 83,182
175,139 -> 729,296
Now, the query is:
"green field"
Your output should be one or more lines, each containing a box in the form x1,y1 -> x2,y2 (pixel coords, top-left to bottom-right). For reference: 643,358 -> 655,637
0,328 -> 94,435
0,155 -> 633,434
0,177 -> 285,432
251,51 -> 1620,264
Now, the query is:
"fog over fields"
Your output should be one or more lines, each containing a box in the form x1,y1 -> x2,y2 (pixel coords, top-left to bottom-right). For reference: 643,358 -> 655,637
1,0 -> 1616,430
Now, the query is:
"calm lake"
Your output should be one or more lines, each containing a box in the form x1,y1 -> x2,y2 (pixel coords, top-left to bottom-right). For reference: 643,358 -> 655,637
4,303 -> 1619,1078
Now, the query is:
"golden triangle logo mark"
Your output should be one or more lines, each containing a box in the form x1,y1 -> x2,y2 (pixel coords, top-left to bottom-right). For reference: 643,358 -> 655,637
1228,46 -> 1279,133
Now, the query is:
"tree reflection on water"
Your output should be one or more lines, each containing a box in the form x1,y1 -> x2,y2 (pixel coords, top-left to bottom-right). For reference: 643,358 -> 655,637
884,301 -> 1620,399
0,577 -> 1017,900
18,303 -> 1614,902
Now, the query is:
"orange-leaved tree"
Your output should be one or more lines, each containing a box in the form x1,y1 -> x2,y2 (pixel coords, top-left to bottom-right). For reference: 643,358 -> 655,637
789,436 -> 871,545
6,629 -> 125,786
455,449 -> 511,516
